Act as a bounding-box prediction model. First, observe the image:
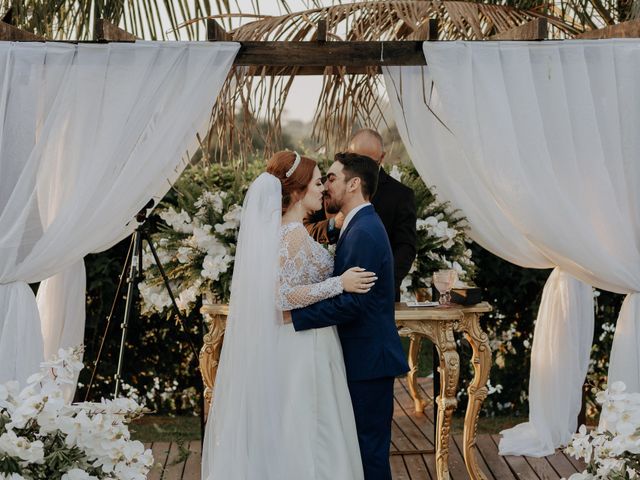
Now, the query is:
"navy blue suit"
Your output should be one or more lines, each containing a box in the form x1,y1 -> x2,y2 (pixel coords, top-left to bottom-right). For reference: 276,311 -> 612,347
292,205 -> 409,480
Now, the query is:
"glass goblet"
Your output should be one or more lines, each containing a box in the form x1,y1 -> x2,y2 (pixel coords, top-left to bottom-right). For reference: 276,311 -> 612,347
433,269 -> 458,305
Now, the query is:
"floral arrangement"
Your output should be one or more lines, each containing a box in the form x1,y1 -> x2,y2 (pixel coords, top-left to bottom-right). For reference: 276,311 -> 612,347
0,347 -> 152,480
138,191 -> 241,314
565,381 -> 640,480
389,164 -> 475,301
139,162 -> 264,315
139,161 -> 475,315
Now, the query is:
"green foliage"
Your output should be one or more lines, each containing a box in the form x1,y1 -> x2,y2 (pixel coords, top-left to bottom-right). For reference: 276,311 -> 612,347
393,163 -> 476,296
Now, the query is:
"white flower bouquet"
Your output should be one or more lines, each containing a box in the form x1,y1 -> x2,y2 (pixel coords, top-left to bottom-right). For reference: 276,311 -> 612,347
138,162 -> 264,316
139,162 -> 475,312
138,191 -> 241,315
565,381 -> 640,480
0,347 -> 152,480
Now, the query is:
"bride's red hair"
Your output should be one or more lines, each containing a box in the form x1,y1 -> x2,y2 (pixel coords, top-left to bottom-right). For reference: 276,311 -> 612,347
266,151 -> 316,215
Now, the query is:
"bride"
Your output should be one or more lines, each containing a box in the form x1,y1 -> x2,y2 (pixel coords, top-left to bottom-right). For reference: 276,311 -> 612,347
201,151 -> 376,479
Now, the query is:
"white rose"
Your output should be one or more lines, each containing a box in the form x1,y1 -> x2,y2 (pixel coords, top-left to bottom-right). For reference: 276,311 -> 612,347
0,474 -> 29,480
61,469 -> 98,480
176,246 -> 192,264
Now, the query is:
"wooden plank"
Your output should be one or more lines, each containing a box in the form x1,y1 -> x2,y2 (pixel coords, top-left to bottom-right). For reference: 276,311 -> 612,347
94,19 -> 136,42
411,18 -> 439,41
489,17 -> 548,40
0,21 -> 43,41
162,441 -> 188,479
182,440 -> 202,479
475,434 -> 517,480
394,377 -> 438,478
576,18 -> 640,38
491,434 -> 539,480
393,399 -> 434,452
234,41 -> 426,67
403,453 -> 431,480
446,433 -> 475,480
394,378 -> 435,444
390,455 -> 411,479
546,450 -> 584,478
207,19 -> 231,41
453,434 -> 496,480
525,454 -> 562,479
316,19 -> 327,42
422,452 -> 439,480
2,7 -> 13,24
243,65 -> 384,75
148,442 -> 171,480
563,450 -> 588,473
392,418 -> 418,452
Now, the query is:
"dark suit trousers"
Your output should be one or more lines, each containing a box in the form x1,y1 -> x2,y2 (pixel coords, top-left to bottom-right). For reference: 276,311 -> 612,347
348,377 -> 395,480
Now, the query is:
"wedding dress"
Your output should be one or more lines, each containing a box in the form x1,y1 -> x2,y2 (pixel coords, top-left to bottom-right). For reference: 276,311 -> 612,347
202,173 -> 363,480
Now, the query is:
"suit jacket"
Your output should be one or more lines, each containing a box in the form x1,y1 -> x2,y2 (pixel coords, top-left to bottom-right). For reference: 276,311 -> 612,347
305,168 -> 417,301
292,205 -> 410,382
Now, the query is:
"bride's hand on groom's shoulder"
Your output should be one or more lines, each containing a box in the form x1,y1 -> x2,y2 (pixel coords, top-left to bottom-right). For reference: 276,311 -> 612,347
341,267 -> 377,294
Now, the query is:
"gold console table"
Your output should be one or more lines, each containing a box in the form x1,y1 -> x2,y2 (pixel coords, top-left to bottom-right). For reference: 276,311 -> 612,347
395,302 -> 492,480
200,301 -> 492,480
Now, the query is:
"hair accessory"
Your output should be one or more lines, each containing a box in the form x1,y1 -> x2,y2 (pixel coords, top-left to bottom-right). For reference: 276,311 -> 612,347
285,151 -> 301,178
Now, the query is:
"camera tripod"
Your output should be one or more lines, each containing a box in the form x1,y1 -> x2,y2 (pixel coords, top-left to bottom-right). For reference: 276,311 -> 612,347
84,200 -> 202,411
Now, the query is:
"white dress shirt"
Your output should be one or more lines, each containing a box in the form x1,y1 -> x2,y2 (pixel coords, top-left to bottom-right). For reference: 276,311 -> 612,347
339,202 -> 371,239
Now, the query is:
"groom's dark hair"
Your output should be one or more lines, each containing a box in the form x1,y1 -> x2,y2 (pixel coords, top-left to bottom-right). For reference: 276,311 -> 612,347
334,152 -> 379,200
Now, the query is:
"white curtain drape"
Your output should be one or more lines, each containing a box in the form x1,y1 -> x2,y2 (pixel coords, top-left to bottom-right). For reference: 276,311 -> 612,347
384,39 -> 640,456
0,41 -> 238,386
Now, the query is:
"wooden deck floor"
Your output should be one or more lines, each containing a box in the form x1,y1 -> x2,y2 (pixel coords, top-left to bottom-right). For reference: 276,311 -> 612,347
146,377 -> 585,479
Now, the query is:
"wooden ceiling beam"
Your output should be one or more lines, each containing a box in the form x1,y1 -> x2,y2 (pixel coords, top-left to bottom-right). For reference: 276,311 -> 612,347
489,17 -> 548,40
94,19 -> 136,42
233,41 -> 426,67
576,18 -> 640,38
0,21 -> 44,41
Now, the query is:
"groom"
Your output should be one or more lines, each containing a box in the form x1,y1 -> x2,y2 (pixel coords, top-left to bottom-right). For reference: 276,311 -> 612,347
288,152 -> 409,479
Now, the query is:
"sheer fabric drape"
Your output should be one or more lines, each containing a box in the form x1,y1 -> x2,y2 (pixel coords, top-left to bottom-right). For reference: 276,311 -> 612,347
0,41 -> 238,385
384,39 -> 640,456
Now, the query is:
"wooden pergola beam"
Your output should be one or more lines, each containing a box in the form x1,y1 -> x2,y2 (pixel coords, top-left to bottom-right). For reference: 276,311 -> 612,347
234,40 -> 427,67
205,18 -> 436,75
0,21 -> 43,41
489,17 -> 548,40
207,19 -> 231,41
411,18 -> 439,41
576,18 -> 640,38
94,19 -> 136,42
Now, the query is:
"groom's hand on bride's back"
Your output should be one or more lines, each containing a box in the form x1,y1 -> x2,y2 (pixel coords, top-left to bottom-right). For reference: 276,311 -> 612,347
282,311 -> 292,324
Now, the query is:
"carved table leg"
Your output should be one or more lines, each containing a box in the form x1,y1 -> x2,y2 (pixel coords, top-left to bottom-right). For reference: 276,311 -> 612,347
199,313 -> 227,421
434,322 -> 460,480
407,334 -> 428,413
460,312 -> 491,480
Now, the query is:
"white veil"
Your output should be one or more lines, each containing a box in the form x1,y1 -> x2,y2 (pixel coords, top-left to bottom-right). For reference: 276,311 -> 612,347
202,172 -> 285,479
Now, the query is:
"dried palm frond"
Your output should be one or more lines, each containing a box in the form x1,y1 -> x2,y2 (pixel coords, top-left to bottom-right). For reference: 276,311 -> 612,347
0,0 -> 218,40
207,1 -> 581,163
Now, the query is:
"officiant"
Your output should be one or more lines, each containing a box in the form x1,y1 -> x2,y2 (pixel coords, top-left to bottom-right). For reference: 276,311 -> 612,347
305,128 -> 417,301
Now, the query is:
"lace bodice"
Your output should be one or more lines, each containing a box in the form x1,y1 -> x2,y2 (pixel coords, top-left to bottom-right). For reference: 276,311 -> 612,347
278,222 -> 343,310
